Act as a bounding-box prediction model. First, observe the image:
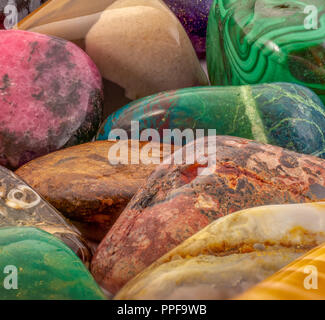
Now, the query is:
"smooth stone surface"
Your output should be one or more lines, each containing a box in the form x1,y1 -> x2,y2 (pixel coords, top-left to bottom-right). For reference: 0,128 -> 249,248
0,0 -> 46,29
15,141 -> 179,242
0,30 -> 103,170
163,0 -> 213,58
0,165 -> 91,265
115,202 -> 325,300
0,227 -> 106,300
206,0 -> 325,103
237,241 -> 325,300
17,0 -> 208,100
97,83 -> 325,158
91,136 -> 325,294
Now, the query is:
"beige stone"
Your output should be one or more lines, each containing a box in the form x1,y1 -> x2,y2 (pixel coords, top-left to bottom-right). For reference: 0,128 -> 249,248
18,0 -> 208,100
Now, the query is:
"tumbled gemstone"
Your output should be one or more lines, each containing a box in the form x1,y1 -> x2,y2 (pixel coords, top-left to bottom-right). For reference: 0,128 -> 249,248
0,227 -> 106,300
97,83 -> 325,159
164,0 -> 213,58
0,165 -> 91,265
206,0 -> 325,104
91,136 -> 325,294
0,29 -> 103,170
115,202 -> 325,300
16,0 -> 208,101
15,141 -> 179,242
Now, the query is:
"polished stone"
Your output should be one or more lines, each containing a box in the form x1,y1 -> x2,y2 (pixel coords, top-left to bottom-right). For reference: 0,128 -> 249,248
91,136 -> 325,294
164,0 -> 213,58
17,0 -> 208,100
115,202 -> 325,300
15,141 -> 179,242
0,227 -> 106,300
97,83 -> 325,158
0,30 -> 103,170
237,238 -> 325,300
0,165 -> 91,265
206,0 -> 325,103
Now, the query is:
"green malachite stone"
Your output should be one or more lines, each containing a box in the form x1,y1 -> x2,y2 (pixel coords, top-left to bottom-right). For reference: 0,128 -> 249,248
0,227 -> 106,300
206,0 -> 325,103
97,83 -> 325,158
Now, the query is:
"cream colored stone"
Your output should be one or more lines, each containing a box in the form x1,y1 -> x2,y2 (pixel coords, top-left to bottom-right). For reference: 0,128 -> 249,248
115,202 -> 325,300
85,0 -> 208,99
18,0 -> 208,100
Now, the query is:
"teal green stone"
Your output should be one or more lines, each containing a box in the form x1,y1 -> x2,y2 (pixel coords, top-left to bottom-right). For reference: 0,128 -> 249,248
206,0 -> 325,103
97,83 -> 325,158
0,227 -> 106,300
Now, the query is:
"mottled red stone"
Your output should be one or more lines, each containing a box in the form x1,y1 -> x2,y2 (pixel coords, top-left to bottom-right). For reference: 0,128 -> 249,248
0,30 -> 103,170
91,136 -> 325,294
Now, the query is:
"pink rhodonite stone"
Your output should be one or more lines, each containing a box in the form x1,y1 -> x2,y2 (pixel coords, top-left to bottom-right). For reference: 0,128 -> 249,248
0,30 -> 104,169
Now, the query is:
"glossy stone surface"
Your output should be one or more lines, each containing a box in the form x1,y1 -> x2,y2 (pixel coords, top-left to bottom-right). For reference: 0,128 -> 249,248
15,141 -> 179,242
237,241 -> 325,300
0,0 -> 46,29
115,202 -> 325,300
0,165 -> 91,265
92,136 -> 325,294
206,0 -> 325,104
17,0 -> 208,100
97,83 -> 325,158
163,0 -> 213,58
0,227 -> 106,300
0,30 -> 103,170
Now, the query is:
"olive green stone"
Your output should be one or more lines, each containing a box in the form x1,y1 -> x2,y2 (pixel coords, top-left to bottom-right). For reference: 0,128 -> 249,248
0,227 -> 106,300
206,0 -> 325,103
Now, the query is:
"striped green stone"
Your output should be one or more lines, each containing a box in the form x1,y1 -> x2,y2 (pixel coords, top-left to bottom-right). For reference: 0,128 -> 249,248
206,0 -> 325,103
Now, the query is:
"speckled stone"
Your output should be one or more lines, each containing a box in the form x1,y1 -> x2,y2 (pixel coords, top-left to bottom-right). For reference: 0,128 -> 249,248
164,0 -> 213,58
115,202 -> 325,300
0,165 -> 91,265
0,227 -> 106,300
91,136 -> 325,294
15,141 -> 179,242
16,0 -> 208,100
0,0 -> 46,29
0,30 -> 103,170
97,83 -> 325,158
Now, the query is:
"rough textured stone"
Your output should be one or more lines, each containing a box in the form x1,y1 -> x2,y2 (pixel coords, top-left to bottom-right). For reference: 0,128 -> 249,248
15,141 -> 179,242
115,202 -> 325,300
164,0 -> 213,58
97,83 -> 325,158
0,29 -> 103,170
206,0 -> 325,103
17,0 -> 208,100
0,165 -> 91,265
91,136 -> 325,294
0,227 -> 106,300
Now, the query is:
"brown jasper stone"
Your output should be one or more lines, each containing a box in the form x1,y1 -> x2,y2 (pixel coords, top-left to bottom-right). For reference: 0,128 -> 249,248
0,165 -> 91,266
15,140 -> 178,242
91,136 -> 325,294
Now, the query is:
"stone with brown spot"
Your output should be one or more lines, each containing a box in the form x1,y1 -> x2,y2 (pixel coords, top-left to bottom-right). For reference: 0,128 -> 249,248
16,140 -> 179,242
91,136 -> 325,294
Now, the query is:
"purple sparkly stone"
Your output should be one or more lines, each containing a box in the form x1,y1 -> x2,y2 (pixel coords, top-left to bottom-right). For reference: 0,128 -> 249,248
164,0 -> 213,58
